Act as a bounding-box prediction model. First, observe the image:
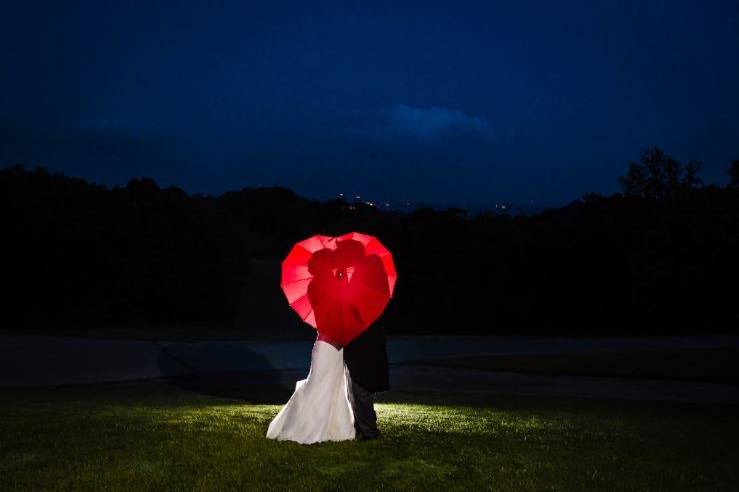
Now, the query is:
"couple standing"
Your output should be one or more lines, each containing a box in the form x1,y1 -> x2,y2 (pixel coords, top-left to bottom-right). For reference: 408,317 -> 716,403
266,322 -> 389,444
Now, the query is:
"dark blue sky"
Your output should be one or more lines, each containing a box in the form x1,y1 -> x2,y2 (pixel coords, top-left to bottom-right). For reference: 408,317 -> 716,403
2,0 -> 738,206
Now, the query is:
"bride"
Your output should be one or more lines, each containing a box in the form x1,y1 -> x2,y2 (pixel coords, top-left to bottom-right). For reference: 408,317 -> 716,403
267,239 -> 393,444
266,332 -> 356,444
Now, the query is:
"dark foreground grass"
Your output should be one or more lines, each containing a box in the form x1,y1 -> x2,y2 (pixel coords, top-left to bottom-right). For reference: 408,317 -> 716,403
1,382 -> 738,491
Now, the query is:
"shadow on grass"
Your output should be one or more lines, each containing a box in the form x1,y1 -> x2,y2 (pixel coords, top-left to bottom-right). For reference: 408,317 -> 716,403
156,342 -> 296,404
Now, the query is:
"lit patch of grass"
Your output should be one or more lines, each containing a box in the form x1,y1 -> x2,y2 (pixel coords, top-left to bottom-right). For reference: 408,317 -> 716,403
1,382 -> 738,490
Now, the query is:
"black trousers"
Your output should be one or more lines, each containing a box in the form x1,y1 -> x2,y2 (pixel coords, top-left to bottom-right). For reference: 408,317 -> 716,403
347,379 -> 379,438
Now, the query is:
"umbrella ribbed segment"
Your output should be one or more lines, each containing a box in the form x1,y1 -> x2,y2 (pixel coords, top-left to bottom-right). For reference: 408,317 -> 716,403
280,232 -> 397,345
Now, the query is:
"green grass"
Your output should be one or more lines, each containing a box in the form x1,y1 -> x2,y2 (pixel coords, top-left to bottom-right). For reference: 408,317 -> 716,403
1,382 -> 738,491
406,347 -> 739,383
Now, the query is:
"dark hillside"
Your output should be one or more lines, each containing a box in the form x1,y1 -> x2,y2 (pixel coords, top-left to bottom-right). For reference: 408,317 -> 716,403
2,165 -> 738,336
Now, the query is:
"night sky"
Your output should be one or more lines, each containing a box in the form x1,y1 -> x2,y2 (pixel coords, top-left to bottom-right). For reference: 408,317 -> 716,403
2,1 -> 738,207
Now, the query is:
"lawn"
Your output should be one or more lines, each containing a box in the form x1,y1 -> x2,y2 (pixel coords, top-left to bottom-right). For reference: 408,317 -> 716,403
1,381 -> 738,491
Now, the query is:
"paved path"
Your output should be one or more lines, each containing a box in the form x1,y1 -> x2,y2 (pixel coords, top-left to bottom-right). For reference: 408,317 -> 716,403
391,366 -> 739,405
2,334 -> 738,404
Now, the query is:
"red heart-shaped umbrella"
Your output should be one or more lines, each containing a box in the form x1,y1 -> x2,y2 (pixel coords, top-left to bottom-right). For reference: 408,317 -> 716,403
281,232 -> 397,345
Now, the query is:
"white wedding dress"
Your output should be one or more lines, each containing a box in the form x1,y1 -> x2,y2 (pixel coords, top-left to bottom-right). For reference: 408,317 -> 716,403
266,340 -> 356,444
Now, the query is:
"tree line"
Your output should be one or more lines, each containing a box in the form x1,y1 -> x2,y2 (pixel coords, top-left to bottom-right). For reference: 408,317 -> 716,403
1,149 -> 738,335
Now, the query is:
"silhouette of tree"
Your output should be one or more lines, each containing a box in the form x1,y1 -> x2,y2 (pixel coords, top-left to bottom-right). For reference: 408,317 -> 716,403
729,160 -> 739,188
2,162 -> 739,336
619,147 -> 702,199
683,160 -> 703,189
581,192 -> 604,204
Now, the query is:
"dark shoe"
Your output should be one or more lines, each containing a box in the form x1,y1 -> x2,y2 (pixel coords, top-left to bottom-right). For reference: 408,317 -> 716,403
357,431 -> 380,441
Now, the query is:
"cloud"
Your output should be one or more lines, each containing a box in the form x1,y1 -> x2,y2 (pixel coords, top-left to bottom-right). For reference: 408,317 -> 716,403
376,104 -> 493,140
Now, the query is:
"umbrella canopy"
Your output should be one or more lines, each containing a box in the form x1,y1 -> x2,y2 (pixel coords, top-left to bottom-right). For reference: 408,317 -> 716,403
281,232 -> 397,346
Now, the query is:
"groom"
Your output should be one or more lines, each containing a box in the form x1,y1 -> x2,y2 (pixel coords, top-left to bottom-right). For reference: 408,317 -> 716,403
344,322 -> 389,440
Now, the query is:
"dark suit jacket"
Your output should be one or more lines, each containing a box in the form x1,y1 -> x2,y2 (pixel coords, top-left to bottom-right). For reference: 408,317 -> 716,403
343,323 -> 390,393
